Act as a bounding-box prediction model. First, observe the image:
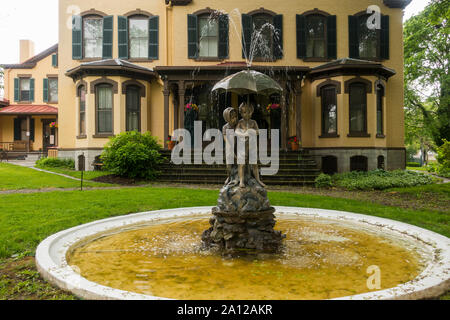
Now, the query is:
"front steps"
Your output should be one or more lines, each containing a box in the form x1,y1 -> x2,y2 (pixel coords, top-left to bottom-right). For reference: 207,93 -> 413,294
159,149 -> 320,186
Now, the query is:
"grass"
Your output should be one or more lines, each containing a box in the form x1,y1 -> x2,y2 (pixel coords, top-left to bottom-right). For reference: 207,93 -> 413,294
0,163 -> 113,190
406,166 -> 428,171
0,185 -> 449,259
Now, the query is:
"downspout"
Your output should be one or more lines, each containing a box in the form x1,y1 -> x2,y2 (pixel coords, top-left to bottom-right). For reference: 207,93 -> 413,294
165,1 -> 173,66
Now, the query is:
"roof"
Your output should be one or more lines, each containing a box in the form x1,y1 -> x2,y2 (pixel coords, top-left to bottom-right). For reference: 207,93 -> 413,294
66,59 -> 156,80
0,98 -> 9,107
309,58 -> 396,79
383,0 -> 412,8
1,44 -> 58,70
0,105 -> 58,115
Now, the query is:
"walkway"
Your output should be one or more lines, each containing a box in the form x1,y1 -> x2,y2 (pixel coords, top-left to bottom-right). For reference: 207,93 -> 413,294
6,159 -> 82,181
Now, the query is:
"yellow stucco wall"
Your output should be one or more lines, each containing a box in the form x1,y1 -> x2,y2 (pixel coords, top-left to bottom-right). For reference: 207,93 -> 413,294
56,0 -> 405,151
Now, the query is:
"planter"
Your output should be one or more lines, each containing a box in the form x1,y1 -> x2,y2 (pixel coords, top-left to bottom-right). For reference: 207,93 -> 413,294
290,142 -> 299,151
168,141 -> 176,151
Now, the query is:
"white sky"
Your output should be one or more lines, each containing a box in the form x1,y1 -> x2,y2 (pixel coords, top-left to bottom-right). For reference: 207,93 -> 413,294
0,0 -> 432,64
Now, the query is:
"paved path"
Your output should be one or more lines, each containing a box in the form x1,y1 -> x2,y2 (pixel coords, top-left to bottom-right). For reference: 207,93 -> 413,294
409,169 -> 450,183
7,160 -> 82,181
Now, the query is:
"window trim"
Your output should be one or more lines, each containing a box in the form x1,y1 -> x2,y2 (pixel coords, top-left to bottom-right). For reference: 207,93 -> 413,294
125,85 -> 142,132
319,84 -> 339,138
82,15 -> 104,60
347,81 -> 370,137
94,83 -> 115,137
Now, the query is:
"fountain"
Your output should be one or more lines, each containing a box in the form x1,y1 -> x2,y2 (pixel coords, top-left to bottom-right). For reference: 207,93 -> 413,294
34,9 -> 449,300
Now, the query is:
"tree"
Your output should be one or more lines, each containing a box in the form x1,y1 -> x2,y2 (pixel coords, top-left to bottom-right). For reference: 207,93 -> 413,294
404,0 -> 450,148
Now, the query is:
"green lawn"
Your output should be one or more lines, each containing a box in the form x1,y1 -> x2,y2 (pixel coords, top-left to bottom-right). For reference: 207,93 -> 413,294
0,163 -> 113,190
406,166 -> 428,171
0,185 -> 448,258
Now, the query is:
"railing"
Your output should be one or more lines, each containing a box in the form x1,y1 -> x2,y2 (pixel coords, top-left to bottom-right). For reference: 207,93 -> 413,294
47,147 -> 58,158
0,141 -> 32,152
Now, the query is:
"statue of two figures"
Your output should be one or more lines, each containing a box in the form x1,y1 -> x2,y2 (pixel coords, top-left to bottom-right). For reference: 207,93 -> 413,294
202,103 -> 285,256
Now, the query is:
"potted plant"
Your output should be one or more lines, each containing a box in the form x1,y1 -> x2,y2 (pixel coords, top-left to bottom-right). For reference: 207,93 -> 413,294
167,136 -> 176,151
288,136 -> 300,151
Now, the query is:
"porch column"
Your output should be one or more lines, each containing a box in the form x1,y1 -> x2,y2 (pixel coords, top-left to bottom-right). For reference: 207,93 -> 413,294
178,81 -> 185,129
26,115 -> 30,153
172,85 -> 179,131
280,81 -> 288,151
163,80 -> 170,149
295,80 -> 302,144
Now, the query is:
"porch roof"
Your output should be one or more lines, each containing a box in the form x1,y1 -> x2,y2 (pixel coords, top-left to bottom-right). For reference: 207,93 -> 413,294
0,98 -> 9,107
0,105 -> 58,115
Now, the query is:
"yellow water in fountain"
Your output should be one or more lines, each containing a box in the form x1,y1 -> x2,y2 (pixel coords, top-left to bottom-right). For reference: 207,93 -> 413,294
68,215 -> 424,300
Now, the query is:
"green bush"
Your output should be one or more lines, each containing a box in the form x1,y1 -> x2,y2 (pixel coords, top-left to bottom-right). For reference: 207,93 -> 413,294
315,173 -> 333,188
407,162 -> 421,167
101,131 -> 164,180
332,169 -> 435,191
437,139 -> 450,170
36,157 -> 75,169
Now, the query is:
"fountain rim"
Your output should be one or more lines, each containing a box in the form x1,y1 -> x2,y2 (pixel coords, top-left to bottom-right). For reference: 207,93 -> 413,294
35,206 -> 450,301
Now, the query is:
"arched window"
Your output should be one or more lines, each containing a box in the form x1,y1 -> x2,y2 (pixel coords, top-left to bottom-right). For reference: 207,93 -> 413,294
126,85 -> 141,132
350,155 -> 368,172
376,83 -> 385,136
129,15 -> 150,59
346,80 -> 370,136
83,15 -> 104,58
377,155 -> 385,170
95,84 -> 113,135
322,156 -> 338,175
320,85 -> 338,136
78,85 -> 87,136
305,15 -> 327,58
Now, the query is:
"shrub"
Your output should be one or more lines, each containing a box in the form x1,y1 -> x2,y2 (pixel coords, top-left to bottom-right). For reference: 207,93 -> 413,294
436,139 -> 450,171
36,157 -> 75,169
101,131 -> 164,180
407,162 -> 421,167
315,173 -> 333,188
332,169 -> 435,191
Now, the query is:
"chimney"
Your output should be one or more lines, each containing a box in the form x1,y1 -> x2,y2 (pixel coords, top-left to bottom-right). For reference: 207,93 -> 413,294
20,40 -> 35,63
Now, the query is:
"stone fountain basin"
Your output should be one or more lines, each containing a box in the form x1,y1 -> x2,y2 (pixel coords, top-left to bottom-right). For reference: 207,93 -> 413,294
35,206 -> 450,300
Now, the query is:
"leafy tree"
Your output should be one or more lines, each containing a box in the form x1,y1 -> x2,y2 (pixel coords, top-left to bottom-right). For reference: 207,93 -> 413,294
404,0 -> 450,148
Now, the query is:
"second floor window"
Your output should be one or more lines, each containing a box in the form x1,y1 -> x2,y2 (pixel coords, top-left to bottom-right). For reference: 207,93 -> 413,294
306,15 -> 326,58
129,18 -> 149,59
20,78 -> 31,102
48,79 -> 58,103
252,14 -> 273,59
198,16 -> 219,58
83,17 -> 103,58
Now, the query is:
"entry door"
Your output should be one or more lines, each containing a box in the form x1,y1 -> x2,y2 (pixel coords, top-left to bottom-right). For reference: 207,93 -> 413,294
42,120 -> 56,153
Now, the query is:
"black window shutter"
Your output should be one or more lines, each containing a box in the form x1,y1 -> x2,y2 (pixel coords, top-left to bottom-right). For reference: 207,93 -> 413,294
296,14 -> 306,59
327,15 -> 337,59
242,14 -> 253,59
29,79 -> 35,102
348,15 -> 359,58
118,16 -> 129,59
149,16 -> 159,60
218,14 -> 229,59
273,15 -> 283,60
14,78 -> 19,102
43,78 -> 49,103
188,14 -> 198,59
30,118 -> 35,142
380,15 -> 390,60
103,16 -> 113,59
14,118 -> 21,141
72,15 -> 82,60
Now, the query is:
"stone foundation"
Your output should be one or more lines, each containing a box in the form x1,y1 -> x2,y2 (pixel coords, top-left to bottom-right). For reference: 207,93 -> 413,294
58,149 -> 103,171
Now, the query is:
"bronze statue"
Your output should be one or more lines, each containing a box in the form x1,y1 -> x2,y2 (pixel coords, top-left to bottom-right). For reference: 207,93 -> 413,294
235,103 -> 266,188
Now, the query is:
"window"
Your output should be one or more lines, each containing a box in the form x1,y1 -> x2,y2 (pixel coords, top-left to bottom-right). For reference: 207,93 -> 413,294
357,15 -> 378,59
306,15 -> 326,58
349,13 -> 389,60
321,86 -> 338,135
252,14 -> 273,59
322,156 -> 338,175
20,78 -> 31,101
83,17 -> 103,58
376,84 -> 384,136
48,79 -> 58,103
350,155 -> 368,172
126,86 -> 140,132
129,17 -> 149,58
349,83 -> 367,134
96,84 -> 113,134
377,155 -> 385,170
13,118 -> 34,141
78,85 -> 86,135
198,15 -> 219,58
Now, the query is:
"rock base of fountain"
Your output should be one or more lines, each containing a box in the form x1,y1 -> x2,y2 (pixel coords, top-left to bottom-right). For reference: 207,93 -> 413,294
202,166 -> 285,255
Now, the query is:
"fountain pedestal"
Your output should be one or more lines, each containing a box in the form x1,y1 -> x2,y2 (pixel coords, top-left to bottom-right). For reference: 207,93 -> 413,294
202,166 -> 285,254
